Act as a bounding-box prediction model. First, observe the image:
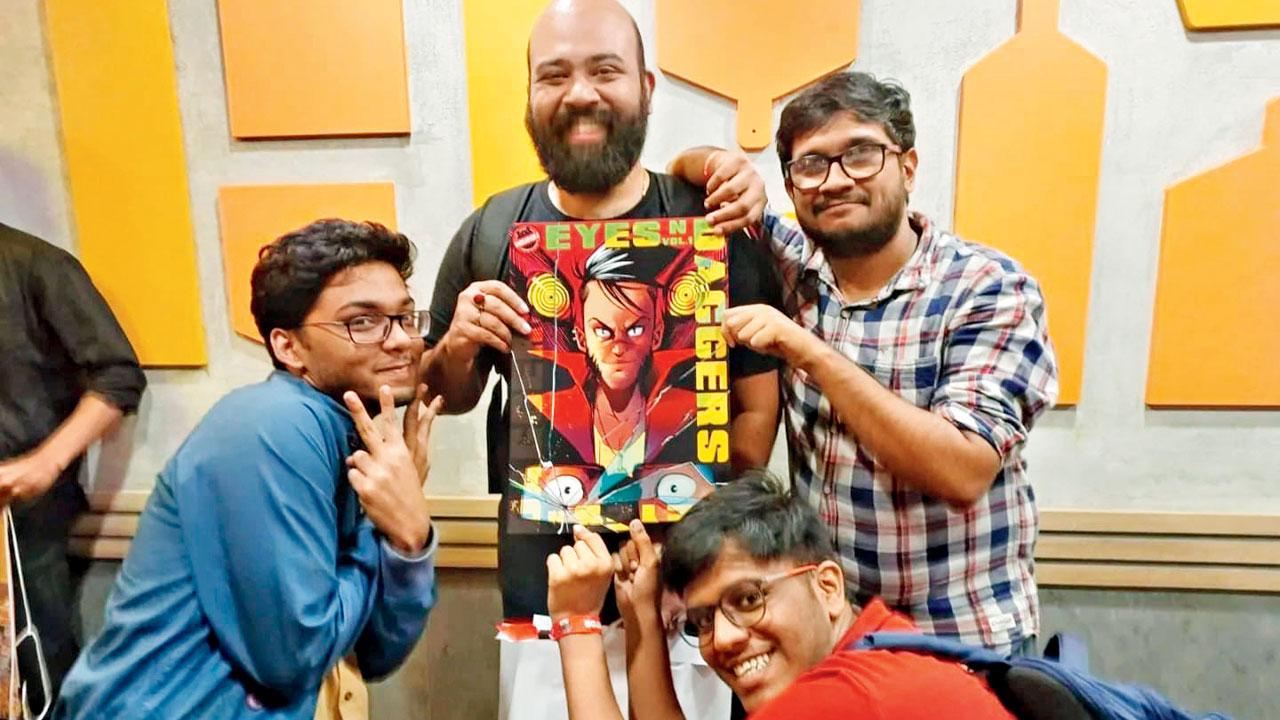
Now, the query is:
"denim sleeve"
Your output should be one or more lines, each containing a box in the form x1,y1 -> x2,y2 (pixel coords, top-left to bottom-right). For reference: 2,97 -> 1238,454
176,402 -> 381,702
354,530 -> 439,679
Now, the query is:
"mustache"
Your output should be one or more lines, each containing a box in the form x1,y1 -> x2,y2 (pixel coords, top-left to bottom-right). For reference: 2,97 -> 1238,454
550,106 -> 617,137
813,192 -> 870,213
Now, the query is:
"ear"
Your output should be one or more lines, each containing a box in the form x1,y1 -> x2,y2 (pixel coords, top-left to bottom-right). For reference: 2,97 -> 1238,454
643,70 -> 656,111
269,328 -> 307,374
900,147 -> 919,195
573,326 -> 587,353
652,304 -> 665,348
813,560 -> 847,621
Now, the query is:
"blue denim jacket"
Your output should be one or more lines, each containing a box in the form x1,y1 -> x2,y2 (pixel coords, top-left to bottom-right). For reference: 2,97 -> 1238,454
56,372 -> 437,719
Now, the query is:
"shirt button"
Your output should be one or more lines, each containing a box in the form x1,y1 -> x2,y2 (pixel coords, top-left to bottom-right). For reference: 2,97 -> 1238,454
343,692 -> 354,702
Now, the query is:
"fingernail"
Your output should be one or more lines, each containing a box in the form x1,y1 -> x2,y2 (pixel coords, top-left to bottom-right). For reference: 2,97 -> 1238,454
521,321 -> 532,334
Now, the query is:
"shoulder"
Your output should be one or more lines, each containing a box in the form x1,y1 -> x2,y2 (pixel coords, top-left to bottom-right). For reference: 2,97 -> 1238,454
761,646 -> 1010,719
193,377 -> 349,460
928,223 -> 1034,288
923,224 -> 1044,310
0,225 -> 82,278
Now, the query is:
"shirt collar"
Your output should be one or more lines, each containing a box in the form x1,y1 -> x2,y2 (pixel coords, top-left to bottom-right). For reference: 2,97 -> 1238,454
800,211 -> 939,306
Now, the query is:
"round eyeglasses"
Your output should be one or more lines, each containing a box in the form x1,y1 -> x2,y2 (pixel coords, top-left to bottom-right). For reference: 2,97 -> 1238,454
785,143 -> 901,190
301,310 -> 430,345
677,564 -> 819,647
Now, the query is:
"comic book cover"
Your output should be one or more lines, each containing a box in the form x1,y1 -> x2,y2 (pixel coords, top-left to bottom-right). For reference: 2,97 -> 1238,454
505,217 -> 731,534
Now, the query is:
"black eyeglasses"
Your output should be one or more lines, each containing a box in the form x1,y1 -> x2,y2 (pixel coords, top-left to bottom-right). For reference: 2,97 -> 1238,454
302,310 -> 430,345
677,564 -> 819,647
785,143 -> 901,190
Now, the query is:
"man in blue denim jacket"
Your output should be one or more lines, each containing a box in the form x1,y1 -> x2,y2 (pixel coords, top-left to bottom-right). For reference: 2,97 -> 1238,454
56,220 -> 441,719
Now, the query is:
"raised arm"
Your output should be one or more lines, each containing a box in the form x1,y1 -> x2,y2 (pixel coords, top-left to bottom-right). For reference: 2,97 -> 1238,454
547,525 -> 626,720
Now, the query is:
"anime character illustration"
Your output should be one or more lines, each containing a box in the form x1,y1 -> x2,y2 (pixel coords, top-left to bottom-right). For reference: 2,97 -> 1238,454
506,219 -> 730,533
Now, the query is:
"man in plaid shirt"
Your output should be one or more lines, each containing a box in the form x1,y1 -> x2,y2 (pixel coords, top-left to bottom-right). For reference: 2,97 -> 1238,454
675,71 -> 1058,653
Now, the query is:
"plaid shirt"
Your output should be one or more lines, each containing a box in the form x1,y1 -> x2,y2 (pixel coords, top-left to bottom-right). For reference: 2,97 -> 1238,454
761,209 -> 1058,652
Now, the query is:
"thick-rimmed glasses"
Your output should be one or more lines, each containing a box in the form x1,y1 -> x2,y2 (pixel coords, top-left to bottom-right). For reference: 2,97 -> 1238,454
785,143 -> 901,190
678,564 -> 819,647
302,310 -> 430,345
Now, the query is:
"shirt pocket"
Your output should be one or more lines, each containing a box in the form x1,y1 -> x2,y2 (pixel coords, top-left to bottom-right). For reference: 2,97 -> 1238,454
867,357 -> 940,409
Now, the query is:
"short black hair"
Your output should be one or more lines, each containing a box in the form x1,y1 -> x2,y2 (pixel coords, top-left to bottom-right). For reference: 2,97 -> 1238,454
661,471 -> 837,595
580,245 -> 675,315
250,219 -> 414,369
776,71 -> 915,177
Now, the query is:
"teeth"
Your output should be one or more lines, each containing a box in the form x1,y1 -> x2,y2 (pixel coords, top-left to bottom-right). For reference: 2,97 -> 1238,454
732,653 -> 771,678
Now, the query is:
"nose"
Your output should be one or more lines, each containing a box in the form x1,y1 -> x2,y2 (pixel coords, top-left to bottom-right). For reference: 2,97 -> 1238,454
818,159 -> 857,195
382,318 -> 415,350
563,73 -> 602,109
710,608 -> 750,656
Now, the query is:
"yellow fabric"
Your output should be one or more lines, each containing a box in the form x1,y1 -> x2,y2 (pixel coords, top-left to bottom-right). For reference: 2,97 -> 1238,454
594,426 -> 645,476
313,655 -> 368,720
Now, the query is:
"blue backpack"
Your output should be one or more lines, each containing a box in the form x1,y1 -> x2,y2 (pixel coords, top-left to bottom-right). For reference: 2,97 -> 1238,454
853,632 -> 1232,720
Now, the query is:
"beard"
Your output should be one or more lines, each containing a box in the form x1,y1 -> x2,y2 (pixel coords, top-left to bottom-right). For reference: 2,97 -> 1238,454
800,181 -> 908,259
525,93 -> 649,194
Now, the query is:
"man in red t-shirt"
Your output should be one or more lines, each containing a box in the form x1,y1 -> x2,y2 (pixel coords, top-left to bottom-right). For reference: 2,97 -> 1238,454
545,472 -> 1015,718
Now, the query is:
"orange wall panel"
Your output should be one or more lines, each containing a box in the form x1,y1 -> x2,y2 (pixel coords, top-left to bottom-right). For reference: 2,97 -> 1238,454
1176,0 -> 1280,30
953,0 -> 1107,406
1146,100 -> 1280,407
44,0 -> 206,366
217,0 -> 410,138
217,184 -> 398,342
462,0 -> 546,205
656,0 -> 859,150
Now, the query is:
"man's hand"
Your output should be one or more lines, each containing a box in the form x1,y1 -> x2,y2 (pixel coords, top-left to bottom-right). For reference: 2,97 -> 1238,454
723,304 -> 823,369
343,385 -> 442,555
547,525 -> 615,621
439,280 -> 532,361
0,450 -> 62,507
613,520 -> 663,626
668,146 -> 766,235
702,149 -> 766,235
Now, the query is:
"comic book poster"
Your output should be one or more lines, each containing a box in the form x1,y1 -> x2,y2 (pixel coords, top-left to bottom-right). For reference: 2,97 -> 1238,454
505,217 -> 731,534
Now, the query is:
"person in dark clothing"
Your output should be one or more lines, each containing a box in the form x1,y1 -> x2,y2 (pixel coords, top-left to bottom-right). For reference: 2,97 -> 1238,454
0,222 -> 147,709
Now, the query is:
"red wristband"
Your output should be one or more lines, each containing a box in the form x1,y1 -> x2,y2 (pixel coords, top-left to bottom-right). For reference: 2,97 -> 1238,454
550,614 -> 603,641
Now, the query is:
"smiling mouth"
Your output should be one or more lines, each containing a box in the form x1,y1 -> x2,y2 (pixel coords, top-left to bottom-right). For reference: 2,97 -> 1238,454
731,651 -> 773,679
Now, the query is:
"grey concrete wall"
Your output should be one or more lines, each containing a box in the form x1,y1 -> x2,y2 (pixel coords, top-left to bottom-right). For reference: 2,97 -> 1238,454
2,0 -> 1278,511
75,563 -> 1278,719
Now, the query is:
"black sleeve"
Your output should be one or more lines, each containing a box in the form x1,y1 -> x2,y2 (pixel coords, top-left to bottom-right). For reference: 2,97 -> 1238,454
31,247 -> 146,413
425,211 -> 498,381
725,229 -> 784,379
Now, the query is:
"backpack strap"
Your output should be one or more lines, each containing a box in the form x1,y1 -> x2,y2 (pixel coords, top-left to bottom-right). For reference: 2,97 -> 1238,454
469,182 -> 540,285
469,182 -> 538,495
853,631 -> 1011,671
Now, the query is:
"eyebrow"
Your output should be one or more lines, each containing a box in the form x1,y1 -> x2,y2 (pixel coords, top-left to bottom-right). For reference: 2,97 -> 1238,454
534,52 -> 627,74
335,299 -> 414,314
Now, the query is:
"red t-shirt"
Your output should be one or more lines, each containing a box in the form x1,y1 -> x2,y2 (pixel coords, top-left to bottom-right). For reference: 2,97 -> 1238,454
750,598 -> 1015,719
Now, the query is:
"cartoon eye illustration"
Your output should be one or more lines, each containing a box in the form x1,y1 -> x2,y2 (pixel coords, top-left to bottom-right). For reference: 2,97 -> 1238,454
548,476 -> 585,507
626,324 -> 646,338
656,473 -> 697,504
593,326 -> 613,339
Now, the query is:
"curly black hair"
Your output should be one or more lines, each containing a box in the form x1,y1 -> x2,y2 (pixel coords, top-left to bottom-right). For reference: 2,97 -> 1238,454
250,219 -> 414,369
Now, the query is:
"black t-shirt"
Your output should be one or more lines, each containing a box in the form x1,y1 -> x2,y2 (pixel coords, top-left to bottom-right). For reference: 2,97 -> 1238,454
426,172 -> 781,619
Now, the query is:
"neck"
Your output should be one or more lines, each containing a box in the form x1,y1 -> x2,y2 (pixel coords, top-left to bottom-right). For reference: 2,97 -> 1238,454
550,164 -> 650,219
599,384 -> 640,413
828,604 -> 859,653
827,213 -> 918,304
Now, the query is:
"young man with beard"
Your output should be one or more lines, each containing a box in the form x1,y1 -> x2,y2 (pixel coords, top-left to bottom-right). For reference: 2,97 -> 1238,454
55,221 -> 440,719
421,0 -> 781,624
544,473 -> 1015,719
673,72 -> 1058,654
